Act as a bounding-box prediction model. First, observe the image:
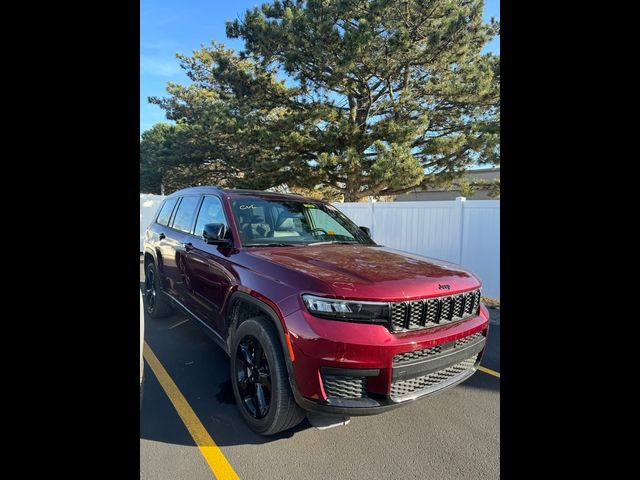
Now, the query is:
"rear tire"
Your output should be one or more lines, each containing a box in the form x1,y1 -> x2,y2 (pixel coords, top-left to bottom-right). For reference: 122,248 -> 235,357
144,261 -> 173,318
230,316 -> 305,435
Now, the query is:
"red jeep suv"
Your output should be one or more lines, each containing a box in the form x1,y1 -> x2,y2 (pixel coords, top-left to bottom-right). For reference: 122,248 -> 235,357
143,187 -> 490,435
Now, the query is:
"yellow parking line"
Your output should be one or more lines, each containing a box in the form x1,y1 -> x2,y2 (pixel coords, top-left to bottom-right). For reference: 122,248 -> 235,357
143,341 -> 240,480
479,366 -> 500,378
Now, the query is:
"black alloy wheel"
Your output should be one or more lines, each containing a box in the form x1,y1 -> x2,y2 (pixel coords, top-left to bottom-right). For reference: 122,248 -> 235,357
144,261 -> 173,318
235,335 -> 272,419
229,316 -> 305,435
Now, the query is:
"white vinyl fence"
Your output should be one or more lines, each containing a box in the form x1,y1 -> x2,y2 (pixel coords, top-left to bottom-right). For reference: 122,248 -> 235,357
140,194 -> 499,299
333,198 -> 500,299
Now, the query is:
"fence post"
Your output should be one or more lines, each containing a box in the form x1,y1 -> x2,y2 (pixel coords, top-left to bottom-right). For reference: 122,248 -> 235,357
368,197 -> 376,238
455,196 -> 466,264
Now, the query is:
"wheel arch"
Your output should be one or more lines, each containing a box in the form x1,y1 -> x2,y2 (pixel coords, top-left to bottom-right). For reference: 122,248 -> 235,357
143,249 -> 156,270
226,292 -> 296,380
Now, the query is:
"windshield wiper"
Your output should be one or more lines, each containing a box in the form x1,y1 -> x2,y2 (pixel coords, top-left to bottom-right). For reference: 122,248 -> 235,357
307,241 -> 360,246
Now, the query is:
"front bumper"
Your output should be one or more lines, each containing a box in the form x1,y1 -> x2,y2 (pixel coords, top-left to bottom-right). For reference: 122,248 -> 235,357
284,303 -> 490,416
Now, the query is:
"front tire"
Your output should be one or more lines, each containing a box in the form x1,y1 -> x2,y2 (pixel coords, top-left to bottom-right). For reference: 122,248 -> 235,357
230,317 -> 305,435
144,261 -> 173,318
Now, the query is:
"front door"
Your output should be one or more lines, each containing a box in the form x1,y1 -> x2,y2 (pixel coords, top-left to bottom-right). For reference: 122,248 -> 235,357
182,195 -> 236,333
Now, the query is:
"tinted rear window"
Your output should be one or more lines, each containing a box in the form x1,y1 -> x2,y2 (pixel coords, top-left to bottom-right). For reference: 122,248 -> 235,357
156,198 -> 178,226
172,196 -> 201,233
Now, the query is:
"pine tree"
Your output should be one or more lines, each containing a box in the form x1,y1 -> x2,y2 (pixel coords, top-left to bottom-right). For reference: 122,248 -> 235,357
145,0 -> 499,200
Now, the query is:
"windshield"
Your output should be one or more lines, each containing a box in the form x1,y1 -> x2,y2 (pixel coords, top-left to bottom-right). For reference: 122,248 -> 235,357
230,197 -> 375,247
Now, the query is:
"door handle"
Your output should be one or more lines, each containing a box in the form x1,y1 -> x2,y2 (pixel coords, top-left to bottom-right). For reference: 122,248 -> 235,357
183,242 -> 194,252
159,233 -> 166,240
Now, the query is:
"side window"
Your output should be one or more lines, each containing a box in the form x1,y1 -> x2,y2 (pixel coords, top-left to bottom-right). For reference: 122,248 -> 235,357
156,198 -> 178,226
171,196 -> 201,233
194,196 -> 228,238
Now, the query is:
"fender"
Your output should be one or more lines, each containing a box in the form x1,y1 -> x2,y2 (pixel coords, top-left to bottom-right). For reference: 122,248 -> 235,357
227,291 -> 299,389
143,247 -> 157,265
143,246 -> 165,277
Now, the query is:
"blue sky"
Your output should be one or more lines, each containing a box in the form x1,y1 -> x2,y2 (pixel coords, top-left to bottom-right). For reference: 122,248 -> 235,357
141,0 -> 500,134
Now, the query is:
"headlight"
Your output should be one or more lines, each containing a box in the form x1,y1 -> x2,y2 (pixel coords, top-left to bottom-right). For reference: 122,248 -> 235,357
302,294 -> 389,324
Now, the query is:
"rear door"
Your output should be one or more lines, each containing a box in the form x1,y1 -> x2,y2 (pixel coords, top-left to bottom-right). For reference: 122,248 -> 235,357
182,194 -> 236,333
164,195 -> 202,305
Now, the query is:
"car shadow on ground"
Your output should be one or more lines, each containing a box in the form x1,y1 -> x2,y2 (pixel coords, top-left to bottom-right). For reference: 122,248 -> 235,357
140,354 -> 498,450
140,353 -> 312,448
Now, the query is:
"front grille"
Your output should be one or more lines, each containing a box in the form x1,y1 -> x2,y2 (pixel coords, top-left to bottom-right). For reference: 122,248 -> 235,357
393,331 -> 485,365
408,301 -> 423,327
389,289 -> 481,332
390,355 -> 478,400
321,374 -> 366,399
424,298 -> 439,323
390,302 -> 408,330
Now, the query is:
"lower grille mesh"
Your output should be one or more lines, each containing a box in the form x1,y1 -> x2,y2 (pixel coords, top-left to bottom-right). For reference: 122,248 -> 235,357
455,332 -> 483,348
393,344 -> 443,363
390,355 -> 478,400
321,374 -> 366,399
393,331 -> 485,365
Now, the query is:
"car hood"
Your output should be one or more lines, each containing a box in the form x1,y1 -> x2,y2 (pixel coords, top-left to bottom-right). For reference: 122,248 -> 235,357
248,245 -> 481,300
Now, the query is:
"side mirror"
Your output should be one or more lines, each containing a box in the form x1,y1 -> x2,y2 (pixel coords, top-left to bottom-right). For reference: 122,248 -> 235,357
359,226 -> 371,237
202,223 -> 229,245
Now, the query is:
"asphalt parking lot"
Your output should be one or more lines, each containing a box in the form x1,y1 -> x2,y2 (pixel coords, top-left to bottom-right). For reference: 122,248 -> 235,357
140,259 -> 500,480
